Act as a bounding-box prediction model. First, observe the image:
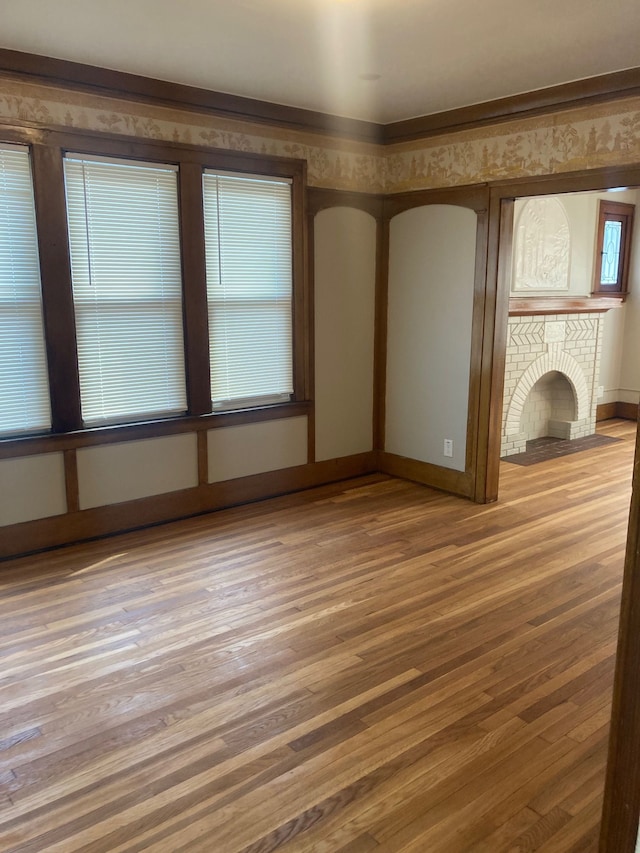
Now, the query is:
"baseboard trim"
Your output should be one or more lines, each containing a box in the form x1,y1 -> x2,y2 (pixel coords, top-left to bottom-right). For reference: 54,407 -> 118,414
378,451 -> 473,499
597,401 -> 639,422
0,452 -> 377,561
1,448 -> 484,560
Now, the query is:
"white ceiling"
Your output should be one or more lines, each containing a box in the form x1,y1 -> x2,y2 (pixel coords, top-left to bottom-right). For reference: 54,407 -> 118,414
1,0 -> 640,124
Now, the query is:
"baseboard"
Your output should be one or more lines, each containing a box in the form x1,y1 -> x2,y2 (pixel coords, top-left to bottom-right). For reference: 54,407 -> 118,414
378,451 -> 474,499
597,401 -> 639,422
1,448 -> 483,560
0,451 -> 377,561
596,402 -> 617,422
615,401 -> 639,421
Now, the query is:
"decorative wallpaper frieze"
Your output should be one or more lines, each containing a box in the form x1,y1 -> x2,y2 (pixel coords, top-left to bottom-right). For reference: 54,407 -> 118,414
1,75 -> 640,193
385,97 -> 640,193
0,77 -> 384,193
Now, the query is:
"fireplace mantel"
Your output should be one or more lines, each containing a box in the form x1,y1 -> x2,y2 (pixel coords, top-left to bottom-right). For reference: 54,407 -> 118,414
509,295 -> 624,316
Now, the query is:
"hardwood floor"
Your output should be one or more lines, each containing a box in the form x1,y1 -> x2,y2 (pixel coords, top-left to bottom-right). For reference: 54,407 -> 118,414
0,419 -> 635,853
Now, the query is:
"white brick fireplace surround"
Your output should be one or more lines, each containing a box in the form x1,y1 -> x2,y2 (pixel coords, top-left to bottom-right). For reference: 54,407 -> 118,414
501,310 -> 604,457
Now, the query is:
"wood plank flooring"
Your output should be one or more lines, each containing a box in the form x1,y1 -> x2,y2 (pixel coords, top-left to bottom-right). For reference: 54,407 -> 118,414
0,419 -> 635,852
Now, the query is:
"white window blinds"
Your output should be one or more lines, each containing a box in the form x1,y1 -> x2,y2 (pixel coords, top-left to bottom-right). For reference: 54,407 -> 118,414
64,156 -> 186,425
202,171 -> 293,409
0,144 -> 51,436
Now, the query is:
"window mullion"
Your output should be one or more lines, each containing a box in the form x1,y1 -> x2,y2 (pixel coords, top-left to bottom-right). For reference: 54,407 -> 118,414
31,143 -> 82,432
178,161 -> 211,416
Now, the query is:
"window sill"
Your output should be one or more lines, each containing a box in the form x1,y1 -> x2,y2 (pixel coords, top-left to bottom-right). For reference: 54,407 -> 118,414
0,400 -> 311,460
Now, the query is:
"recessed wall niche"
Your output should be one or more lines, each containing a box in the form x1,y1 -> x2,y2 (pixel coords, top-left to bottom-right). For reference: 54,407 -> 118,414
512,197 -> 571,292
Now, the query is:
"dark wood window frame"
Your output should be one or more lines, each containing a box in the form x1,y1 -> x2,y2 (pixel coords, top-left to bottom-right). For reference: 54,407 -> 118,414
592,199 -> 635,295
0,126 -> 309,457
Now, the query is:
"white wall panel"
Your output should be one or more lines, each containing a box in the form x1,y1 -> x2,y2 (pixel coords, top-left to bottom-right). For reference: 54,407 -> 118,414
0,453 -> 66,526
77,433 -> 198,509
385,204 -> 477,472
314,207 -> 376,461
208,417 -> 307,482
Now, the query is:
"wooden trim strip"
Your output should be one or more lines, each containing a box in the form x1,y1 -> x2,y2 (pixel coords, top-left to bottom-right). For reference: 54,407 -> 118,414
509,296 -> 624,315
384,67 -> 640,143
0,401 -> 311,460
306,205 -> 316,463
488,165 -> 640,197
292,164 -> 309,403
466,208 -> 490,479
599,410 -> 640,853
378,451 -> 474,499
0,49 -> 383,144
30,143 -> 82,432
44,127 -> 307,178
178,160 -> 211,416
63,448 -> 80,513
373,219 -> 389,451
197,431 -> 208,486
473,195 -> 514,504
0,451 -> 377,560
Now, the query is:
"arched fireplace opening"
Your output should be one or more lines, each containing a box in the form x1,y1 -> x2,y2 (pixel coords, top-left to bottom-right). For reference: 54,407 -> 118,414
520,371 -> 577,442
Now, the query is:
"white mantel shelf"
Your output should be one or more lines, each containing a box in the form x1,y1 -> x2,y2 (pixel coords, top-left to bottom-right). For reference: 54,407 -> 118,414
509,295 -> 624,316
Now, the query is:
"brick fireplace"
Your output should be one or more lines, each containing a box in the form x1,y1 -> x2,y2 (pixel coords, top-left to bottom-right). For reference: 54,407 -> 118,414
501,306 -> 606,457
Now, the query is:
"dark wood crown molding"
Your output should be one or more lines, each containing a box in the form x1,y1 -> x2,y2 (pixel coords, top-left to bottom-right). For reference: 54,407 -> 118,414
0,49 -> 384,144
1,50 -> 639,147
383,68 -> 640,144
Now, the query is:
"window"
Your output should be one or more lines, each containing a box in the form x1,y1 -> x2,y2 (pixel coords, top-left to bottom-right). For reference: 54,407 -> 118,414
64,155 -> 187,425
592,199 -> 635,295
0,130 -> 304,444
202,171 -> 293,409
0,144 -> 51,436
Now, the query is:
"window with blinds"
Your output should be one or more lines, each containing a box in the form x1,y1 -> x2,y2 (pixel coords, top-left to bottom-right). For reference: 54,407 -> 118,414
0,144 -> 51,436
64,155 -> 187,425
202,171 -> 293,409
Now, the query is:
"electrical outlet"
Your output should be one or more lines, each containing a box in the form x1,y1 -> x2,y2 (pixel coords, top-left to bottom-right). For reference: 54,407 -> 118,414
443,439 -> 454,458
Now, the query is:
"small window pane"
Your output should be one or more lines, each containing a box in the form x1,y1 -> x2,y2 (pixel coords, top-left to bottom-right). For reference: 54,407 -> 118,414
601,220 -> 622,286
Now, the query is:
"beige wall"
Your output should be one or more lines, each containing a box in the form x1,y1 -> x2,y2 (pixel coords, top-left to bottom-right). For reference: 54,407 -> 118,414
77,434 -> 199,510
207,417 -> 308,482
0,453 -> 66,526
314,207 -> 376,461
385,204 -> 477,472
